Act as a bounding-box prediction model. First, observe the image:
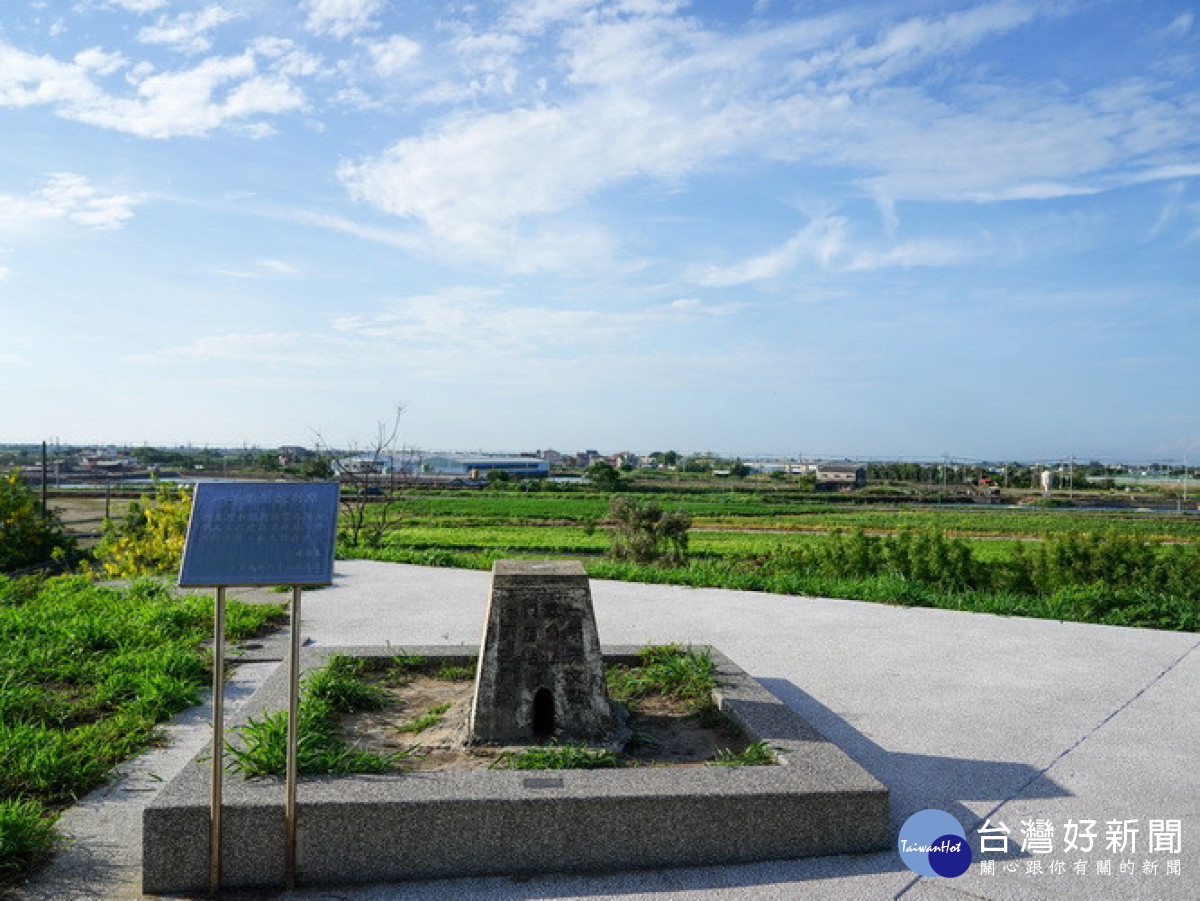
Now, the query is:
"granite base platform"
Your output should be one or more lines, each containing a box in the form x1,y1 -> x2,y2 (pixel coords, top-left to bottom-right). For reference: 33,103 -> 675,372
142,646 -> 890,893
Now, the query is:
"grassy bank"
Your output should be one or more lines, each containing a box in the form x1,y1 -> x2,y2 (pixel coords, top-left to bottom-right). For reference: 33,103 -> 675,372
0,576 -> 282,880
348,525 -> 1199,633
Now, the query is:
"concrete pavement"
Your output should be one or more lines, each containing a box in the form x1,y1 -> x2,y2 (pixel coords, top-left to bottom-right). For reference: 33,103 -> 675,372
14,560 -> 1198,899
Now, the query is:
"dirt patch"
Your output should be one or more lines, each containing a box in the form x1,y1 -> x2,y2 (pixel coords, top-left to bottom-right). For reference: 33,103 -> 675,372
337,673 -> 757,772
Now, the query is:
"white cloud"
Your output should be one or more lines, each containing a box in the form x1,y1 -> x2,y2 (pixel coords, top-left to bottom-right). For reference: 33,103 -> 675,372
0,40 -> 309,138
0,173 -> 144,232
304,0 -> 383,40
503,0 -> 597,36
339,93 -> 748,254
0,42 -> 118,108
138,6 -> 241,55
339,1 -> 1200,271
366,35 -> 421,75
339,4 -> 1038,259
105,0 -> 167,12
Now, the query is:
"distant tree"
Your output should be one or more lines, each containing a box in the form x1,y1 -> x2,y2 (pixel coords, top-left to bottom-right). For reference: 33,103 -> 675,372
486,469 -> 511,486
0,471 -> 76,573
585,460 -> 623,491
729,460 -> 751,478
299,455 -> 334,480
662,450 -> 679,468
316,405 -> 413,549
258,452 -> 282,473
606,497 -> 691,566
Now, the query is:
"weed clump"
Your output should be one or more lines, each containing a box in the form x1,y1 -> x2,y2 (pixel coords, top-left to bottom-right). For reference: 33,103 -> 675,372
491,741 -> 620,770
226,655 -> 413,778
607,643 -> 717,714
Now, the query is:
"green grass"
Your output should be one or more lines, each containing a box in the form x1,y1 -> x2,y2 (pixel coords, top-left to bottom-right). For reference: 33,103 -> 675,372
434,664 -> 476,681
0,575 -> 283,881
607,644 -> 718,713
396,703 -> 452,735
0,799 -> 58,877
490,741 -> 620,770
710,740 -> 776,767
225,654 -> 414,778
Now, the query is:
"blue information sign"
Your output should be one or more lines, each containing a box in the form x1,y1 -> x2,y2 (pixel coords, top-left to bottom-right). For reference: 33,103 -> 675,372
179,482 -> 339,587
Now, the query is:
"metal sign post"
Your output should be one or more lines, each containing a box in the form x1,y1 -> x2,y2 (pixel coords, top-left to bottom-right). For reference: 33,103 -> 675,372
209,586 -> 226,893
285,585 -> 301,890
179,482 -> 339,893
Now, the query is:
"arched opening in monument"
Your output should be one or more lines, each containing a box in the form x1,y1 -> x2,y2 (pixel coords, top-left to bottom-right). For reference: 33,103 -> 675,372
531,687 -> 555,739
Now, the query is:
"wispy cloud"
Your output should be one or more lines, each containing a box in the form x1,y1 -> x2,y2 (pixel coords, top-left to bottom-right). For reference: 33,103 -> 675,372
329,287 -> 750,378
692,215 -> 970,285
125,331 -> 328,366
1160,12 -> 1194,39
210,258 -> 301,278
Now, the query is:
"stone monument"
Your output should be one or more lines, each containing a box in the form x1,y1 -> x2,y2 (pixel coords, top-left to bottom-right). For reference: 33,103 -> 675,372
467,560 -> 616,744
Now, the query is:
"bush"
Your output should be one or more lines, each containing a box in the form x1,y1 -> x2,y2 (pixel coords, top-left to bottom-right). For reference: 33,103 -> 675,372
606,496 -> 691,566
93,485 -> 192,578
0,472 -> 75,574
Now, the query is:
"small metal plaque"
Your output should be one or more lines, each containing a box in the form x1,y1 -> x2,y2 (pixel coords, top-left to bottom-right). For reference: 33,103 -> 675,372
179,482 -> 339,587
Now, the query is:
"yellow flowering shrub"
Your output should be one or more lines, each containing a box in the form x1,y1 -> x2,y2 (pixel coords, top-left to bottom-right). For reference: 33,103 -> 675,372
95,484 -> 193,579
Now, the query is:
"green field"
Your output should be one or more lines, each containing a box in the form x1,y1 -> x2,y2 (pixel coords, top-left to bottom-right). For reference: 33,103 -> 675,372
343,488 -> 1200,633
388,491 -> 1200,539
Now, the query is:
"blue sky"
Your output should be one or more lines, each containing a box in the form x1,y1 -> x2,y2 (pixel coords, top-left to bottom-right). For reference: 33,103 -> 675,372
1,0 -> 1198,461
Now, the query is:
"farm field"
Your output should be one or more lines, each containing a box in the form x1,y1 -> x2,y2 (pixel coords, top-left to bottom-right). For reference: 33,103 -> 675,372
48,483 -> 1199,633
325,487 -> 1198,633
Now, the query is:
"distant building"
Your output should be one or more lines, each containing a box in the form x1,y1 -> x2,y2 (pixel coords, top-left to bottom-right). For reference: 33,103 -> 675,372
571,450 -> 602,467
75,449 -> 138,471
815,463 -> 866,491
334,452 -> 421,475
278,446 -> 313,465
422,454 -> 549,480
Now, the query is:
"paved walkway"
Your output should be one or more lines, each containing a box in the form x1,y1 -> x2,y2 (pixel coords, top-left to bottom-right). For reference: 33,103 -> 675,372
14,560 -> 1199,899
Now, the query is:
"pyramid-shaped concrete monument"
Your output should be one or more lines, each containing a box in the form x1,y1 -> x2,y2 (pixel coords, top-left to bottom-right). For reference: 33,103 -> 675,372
468,560 -> 616,744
